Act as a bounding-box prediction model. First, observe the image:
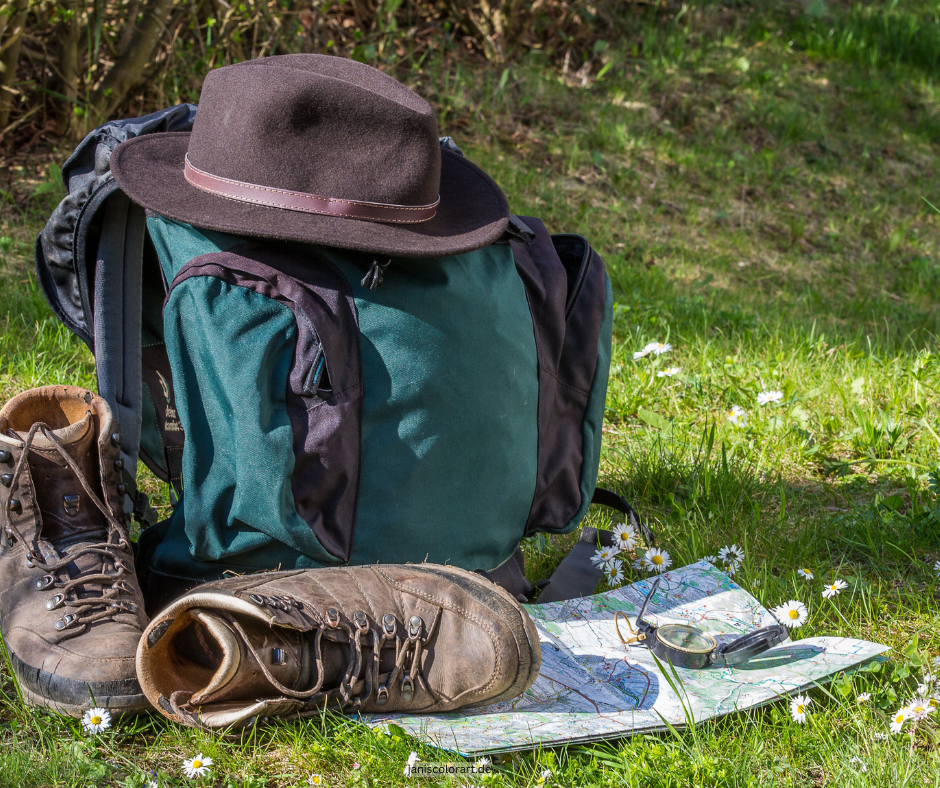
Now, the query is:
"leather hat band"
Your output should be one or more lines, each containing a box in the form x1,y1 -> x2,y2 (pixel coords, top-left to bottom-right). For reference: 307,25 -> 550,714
183,155 -> 440,224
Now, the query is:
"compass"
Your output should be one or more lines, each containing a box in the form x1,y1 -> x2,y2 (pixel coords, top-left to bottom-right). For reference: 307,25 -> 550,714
614,576 -> 788,669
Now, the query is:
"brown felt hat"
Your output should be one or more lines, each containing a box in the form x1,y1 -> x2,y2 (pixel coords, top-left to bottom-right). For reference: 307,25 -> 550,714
110,55 -> 509,257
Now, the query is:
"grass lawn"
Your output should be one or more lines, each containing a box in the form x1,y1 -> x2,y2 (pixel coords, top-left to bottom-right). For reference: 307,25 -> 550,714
2,1 -> 940,785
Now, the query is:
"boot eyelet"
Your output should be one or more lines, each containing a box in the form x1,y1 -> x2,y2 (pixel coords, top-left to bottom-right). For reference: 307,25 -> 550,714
0,450 -> 11,465
0,473 -> 12,488
54,614 -> 76,630
45,594 -> 65,611
111,433 -> 122,448
8,498 -> 21,515
375,686 -> 389,706
63,494 -> 80,517
249,593 -> 266,607
113,458 -> 123,470
25,555 -> 34,568
117,483 -> 127,496
326,608 -> 340,628
408,616 -> 423,639
401,676 -> 415,702
353,611 -> 369,632
36,575 -> 55,590
382,614 -> 396,636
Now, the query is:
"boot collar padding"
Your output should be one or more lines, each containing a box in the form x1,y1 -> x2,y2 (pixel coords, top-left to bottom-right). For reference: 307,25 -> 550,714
188,610 -> 242,704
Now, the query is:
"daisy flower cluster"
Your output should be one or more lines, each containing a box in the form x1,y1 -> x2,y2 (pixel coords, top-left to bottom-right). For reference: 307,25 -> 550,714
889,694 -> 936,735
591,522 -> 673,586
725,389 -> 785,429
700,545 -> 744,576
633,341 -> 671,361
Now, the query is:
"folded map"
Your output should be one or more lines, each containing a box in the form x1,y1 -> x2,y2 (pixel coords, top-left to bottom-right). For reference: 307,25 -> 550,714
366,561 -> 889,755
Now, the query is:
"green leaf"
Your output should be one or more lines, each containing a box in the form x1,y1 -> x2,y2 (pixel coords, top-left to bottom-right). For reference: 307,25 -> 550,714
638,408 -> 668,429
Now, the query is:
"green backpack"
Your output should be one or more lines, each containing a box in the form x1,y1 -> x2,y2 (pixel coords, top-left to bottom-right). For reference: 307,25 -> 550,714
37,108 -> 639,609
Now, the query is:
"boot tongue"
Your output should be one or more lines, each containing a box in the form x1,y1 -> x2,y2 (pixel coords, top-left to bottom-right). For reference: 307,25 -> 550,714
189,611 -> 327,706
16,413 -> 108,541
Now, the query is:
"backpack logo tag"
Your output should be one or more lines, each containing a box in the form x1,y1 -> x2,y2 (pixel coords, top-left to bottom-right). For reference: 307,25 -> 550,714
158,372 -> 183,433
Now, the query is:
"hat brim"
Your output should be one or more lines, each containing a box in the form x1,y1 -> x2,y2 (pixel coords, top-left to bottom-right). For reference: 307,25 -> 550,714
110,132 -> 509,258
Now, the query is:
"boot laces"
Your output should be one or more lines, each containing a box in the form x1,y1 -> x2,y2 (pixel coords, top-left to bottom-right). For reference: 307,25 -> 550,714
4,423 -> 137,635
172,607 -> 443,720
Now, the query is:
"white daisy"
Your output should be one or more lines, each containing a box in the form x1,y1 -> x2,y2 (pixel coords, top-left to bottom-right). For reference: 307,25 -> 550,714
726,405 -> 748,427
537,769 -> 553,786
657,367 -> 681,378
719,544 -> 745,566
475,757 -> 491,771
790,694 -> 810,723
633,342 -> 659,360
404,752 -> 420,777
605,559 -> 624,586
182,754 -> 213,779
81,707 -> 111,735
724,562 -> 738,577
922,672 -> 937,685
632,557 -> 645,571
701,555 -> 718,565
611,523 -> 637,551
917,683 -> 929,696
848,756 -> 868,773
772,600 -> 807,629
797,567 -> 814,580
308,776 -> 323,786
652,342 -> 672,355
590,545 -> 620,567
908,698 -> 934,721
757,390 -> 784,405
933,656 -> 940,668
822,579 -> 848,599
642,547 -> 672,574
934,559 -> 940,574
857,692 -> 871,704
890,707 -> 910,734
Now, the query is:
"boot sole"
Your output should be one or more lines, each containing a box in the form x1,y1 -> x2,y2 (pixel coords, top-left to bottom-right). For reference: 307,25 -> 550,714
386,564 -> 543,707
8,647 -> 151,717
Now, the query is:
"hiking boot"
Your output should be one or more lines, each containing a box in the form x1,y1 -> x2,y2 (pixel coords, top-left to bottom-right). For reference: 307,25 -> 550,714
0,386 -> 150,715
137,564 -> 541,728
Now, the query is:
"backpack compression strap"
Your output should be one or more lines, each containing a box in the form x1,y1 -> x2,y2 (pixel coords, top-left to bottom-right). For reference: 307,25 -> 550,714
93,191 -> 151,524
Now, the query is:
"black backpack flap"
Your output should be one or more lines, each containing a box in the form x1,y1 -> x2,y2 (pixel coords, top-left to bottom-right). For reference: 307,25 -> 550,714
35,103 -> 196,350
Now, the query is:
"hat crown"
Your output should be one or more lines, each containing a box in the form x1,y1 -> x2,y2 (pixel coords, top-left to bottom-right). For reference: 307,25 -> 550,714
186,55 -> 441,208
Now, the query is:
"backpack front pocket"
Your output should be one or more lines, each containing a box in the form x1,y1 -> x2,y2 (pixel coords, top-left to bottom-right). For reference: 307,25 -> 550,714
164,242 -> 362,564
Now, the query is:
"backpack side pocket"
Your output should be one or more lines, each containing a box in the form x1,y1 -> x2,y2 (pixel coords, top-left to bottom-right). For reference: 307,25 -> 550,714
512,219 -> 612,535
165,242 -> 362,564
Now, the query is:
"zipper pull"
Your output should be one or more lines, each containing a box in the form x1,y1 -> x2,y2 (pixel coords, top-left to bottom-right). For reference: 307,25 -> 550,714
361,257 -> 391,290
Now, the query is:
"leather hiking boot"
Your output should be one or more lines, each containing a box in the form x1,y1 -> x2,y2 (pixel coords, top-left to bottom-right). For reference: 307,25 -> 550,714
137,564 -> 541,728
0,386 -> 150,715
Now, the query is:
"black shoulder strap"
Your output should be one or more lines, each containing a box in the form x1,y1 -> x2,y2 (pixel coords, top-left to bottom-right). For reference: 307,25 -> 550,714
534,488 -> 652,604
479,488 -> 651,604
